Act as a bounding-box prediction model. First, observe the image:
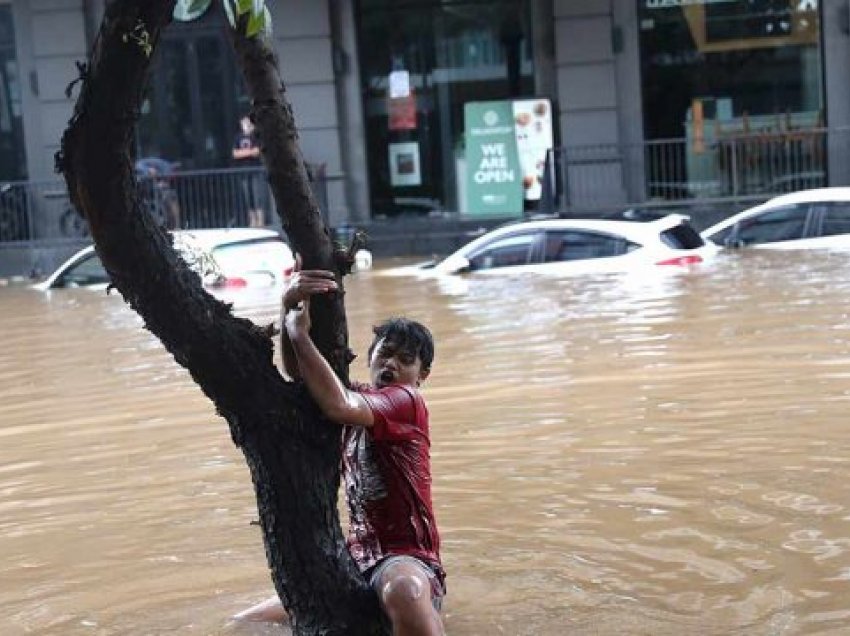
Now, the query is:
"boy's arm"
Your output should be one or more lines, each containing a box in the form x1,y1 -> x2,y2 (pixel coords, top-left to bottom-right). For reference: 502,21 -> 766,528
280,302 -> 300,381
285,300 -> 374,428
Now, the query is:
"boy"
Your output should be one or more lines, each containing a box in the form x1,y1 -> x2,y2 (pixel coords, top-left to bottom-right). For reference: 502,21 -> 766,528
234,265 -> 445,635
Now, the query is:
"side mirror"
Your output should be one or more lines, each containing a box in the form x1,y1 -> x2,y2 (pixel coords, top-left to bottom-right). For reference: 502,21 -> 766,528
436,255 -> 471,275
451,256 -> 471,274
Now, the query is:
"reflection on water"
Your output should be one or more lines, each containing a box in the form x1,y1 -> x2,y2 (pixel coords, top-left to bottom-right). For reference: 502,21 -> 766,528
3,250 -> 850,634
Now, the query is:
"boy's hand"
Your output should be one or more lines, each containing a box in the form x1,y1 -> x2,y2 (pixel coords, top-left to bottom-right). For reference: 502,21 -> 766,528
285,298 -> 311,337
283,254 -> 337,311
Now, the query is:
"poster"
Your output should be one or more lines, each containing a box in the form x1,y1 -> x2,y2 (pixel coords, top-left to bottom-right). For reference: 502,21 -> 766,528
511,99 -> 553,201
388,142 -> 421,187
463,101 -> 524,217
389,91 -> 417,131
388,70 -> 411,99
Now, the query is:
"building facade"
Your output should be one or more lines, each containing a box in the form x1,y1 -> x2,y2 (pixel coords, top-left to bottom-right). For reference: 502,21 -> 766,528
2,0 -> 849,272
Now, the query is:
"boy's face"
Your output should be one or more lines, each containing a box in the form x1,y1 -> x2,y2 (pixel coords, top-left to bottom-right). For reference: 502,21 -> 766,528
369,337 -> 430,388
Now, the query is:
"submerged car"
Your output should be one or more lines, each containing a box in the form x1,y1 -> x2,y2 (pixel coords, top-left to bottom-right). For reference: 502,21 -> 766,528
385,214 -> 717,277
701,188 -> 850,250
33,228 -> 295,292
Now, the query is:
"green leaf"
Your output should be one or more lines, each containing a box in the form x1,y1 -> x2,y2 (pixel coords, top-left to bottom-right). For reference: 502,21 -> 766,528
245,8 -> 265,37
236,0 -> 253,16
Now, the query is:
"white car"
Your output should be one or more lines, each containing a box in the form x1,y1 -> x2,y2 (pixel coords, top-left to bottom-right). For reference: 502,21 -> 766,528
384,214 -> 717,277
701,188 -> 850,250
33,228 -> 295,292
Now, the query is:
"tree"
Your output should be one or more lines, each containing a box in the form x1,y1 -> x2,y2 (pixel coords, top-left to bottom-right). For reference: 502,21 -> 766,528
57,1 -> 384,633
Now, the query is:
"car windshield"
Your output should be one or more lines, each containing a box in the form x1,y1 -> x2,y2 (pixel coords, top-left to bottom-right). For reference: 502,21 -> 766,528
54,254 -> 109,288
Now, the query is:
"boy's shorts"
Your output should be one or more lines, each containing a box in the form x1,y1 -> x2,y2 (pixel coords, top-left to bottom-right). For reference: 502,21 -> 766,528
366,555 -> 445,612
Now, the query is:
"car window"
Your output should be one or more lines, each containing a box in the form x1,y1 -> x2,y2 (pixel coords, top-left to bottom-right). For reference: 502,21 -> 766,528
210,238 -> 292,275
543,230 -> 635,262
819,203 -> 850,238
468,233 -> 537,271
707,225 -> 735,246
54,254 -> 109,288
735,204 -> 810,245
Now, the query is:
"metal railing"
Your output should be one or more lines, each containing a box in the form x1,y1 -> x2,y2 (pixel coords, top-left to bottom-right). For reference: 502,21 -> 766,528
0,165 -> 332,244
542,127 -> 848,215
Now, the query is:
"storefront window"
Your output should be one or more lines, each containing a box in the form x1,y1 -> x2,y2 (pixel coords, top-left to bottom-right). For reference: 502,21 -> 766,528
357,0 -> 536,217
638,0 -> 824,198
0,5 -> 26,181
137,5 -> 245,169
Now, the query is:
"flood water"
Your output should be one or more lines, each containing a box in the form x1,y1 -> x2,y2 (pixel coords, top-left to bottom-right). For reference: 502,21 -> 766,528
3,250 -> 850,635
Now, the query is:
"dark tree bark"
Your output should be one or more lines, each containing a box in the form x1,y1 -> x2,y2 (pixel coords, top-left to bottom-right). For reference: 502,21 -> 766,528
58,1 -> 384,633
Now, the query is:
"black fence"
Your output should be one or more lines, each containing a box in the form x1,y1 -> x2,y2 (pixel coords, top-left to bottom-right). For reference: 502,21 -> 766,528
540,127 -> 847,216
0,165 -> 330,244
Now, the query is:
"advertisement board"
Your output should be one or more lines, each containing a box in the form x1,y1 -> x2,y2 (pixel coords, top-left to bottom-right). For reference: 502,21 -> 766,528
463,101 -> 524,218
512,99 -> 553,202
464,98 -> 553,217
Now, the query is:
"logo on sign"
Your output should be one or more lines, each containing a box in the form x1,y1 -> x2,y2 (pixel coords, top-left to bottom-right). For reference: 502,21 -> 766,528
483,111 -> 499,126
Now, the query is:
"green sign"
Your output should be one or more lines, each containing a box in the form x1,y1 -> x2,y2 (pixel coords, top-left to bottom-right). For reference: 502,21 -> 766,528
464,101 -> 523,218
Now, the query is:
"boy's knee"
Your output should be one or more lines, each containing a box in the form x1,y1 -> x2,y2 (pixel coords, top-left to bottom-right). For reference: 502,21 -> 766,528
379,570 -> 428,616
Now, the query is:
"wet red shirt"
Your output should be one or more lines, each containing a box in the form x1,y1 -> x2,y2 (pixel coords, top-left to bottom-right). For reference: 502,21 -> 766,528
343,383 -> 443,579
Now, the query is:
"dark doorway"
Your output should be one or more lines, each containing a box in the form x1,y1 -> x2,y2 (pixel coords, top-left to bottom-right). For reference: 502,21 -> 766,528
137,7 -> 245,169
0,5 -> 26,182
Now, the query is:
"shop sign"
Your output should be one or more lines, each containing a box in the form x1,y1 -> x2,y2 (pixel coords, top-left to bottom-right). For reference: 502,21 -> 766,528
644,0 -> 816,10
645,0 -> 816,8
644,0 -> 735,8
464,101 -> 523,218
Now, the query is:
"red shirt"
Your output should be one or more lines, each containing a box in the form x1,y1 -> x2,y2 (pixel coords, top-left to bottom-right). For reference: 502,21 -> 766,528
343,383 -> 443,580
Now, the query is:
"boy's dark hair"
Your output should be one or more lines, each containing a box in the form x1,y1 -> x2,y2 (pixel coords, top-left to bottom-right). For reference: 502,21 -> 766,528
368,318 -> 434,371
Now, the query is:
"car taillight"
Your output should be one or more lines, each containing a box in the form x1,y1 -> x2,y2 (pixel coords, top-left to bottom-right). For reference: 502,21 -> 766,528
212,276 -> 248,288
656,255 -> 703,266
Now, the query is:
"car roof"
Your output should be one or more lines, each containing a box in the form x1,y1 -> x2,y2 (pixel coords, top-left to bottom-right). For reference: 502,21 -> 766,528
464,214 -> 687,246
701,188 -> 850,238
173,227 -> 282,250
763,187 -> 850,206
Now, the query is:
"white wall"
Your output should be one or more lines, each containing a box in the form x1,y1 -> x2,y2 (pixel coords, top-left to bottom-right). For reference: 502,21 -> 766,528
14,0 -> 85,180
269,0 -> 348,225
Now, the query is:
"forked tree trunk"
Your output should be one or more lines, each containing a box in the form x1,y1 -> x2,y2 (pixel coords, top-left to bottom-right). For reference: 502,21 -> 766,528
57,1 -> 385,633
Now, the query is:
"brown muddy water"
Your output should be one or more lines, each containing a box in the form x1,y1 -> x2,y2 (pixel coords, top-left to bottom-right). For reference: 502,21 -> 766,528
2,250 -> 850,635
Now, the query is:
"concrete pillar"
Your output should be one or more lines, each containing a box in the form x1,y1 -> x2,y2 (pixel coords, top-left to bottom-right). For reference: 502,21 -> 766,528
270,0 -> 348,226
823,0 -> 850,185
329,0 -> 370,224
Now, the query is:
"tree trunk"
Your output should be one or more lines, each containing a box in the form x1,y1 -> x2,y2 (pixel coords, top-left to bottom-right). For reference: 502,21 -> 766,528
57,1 -> 385,633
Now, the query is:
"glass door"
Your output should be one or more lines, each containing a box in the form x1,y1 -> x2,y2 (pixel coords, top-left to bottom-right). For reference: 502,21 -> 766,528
357,0 -> 536,218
